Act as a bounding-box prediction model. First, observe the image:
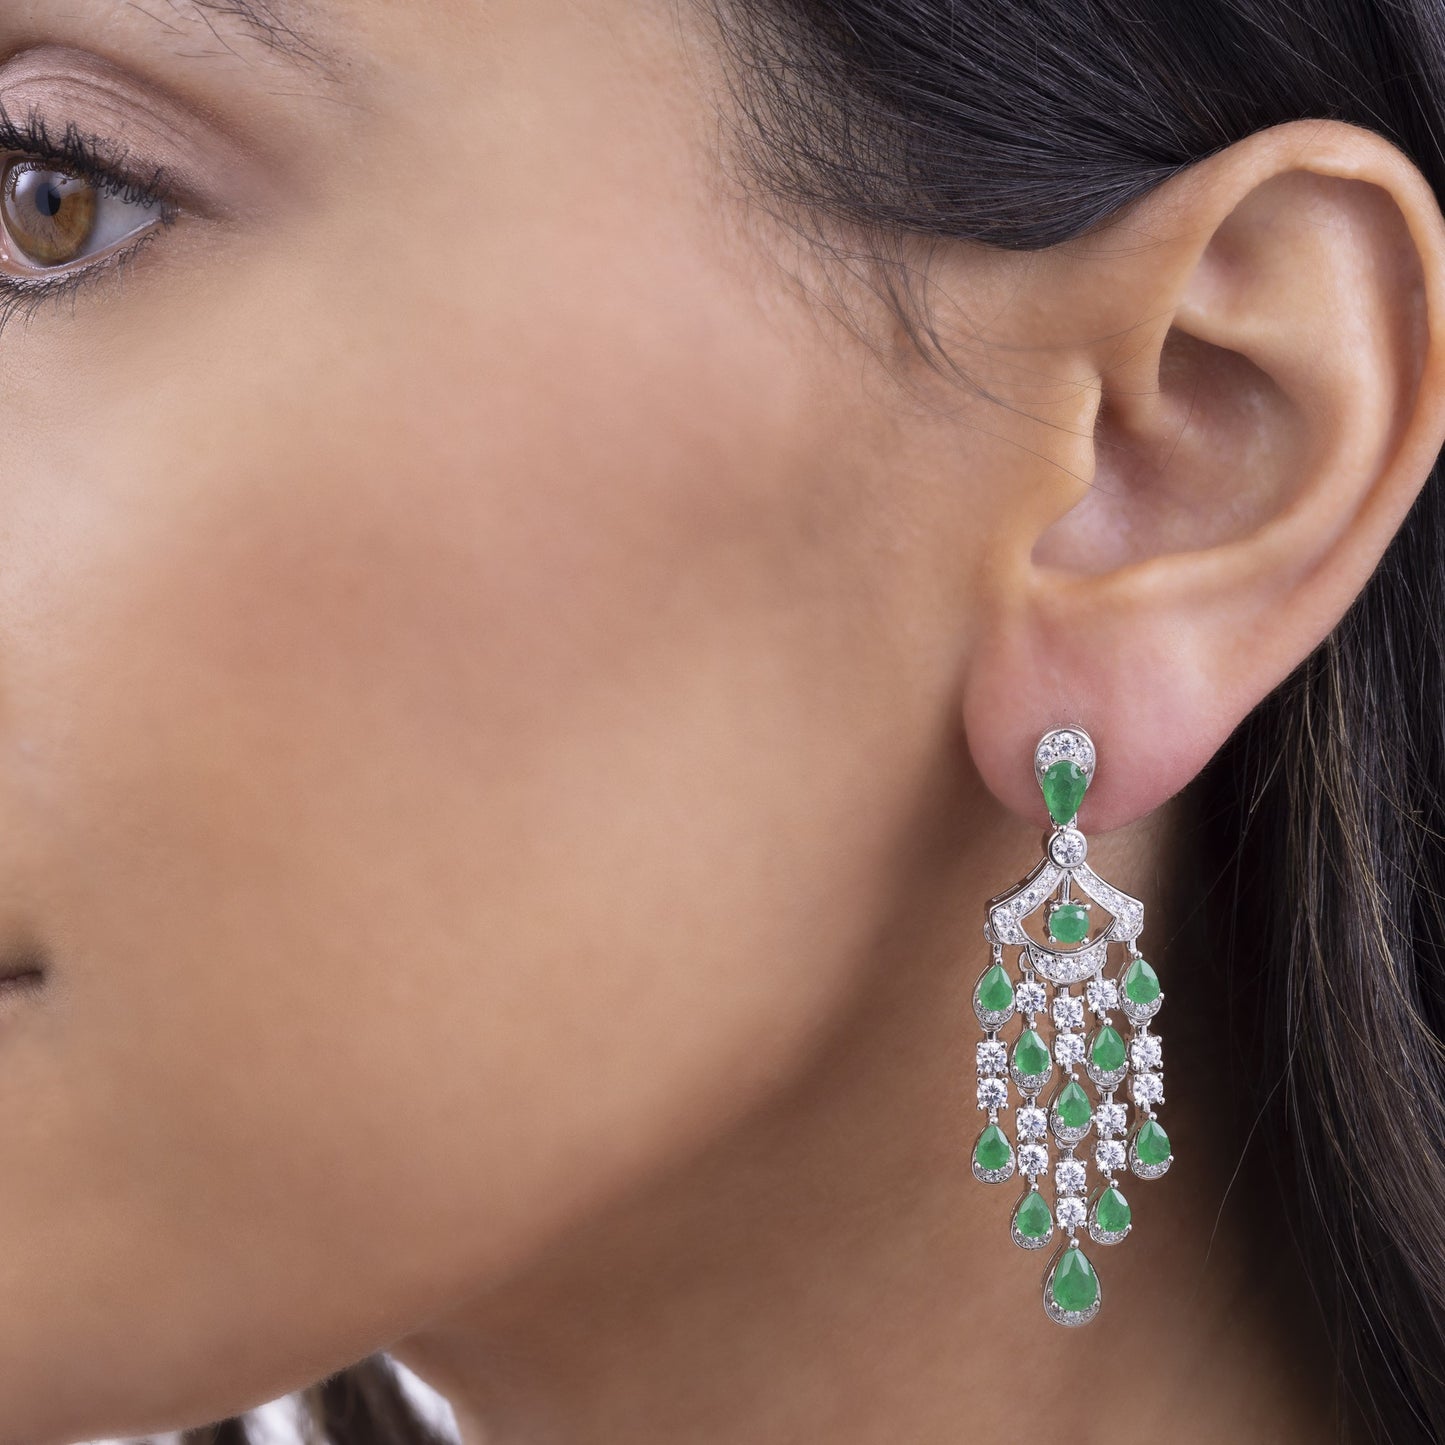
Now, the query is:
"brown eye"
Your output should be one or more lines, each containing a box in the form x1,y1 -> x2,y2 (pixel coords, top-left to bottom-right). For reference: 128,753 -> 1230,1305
1,160 -> 98,267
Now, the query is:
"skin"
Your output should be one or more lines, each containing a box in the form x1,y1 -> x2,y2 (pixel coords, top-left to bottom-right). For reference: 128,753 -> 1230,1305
0,1 -> 1442,1442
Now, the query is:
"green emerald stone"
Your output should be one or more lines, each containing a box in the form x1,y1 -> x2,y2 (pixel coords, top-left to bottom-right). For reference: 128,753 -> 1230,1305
977,962 -> 1014,1013
1047,901 -> 1089,944
974,1122 -> 1012,1172
1089,1024 -> 1126,1073
1055,1078 -> 1093,1130
1123,956 -> 1162,1006
1013,1028 -> 1052,1078
1041,759 -> 1088,825
1050,1246 -> 1099,1314
1014,1188 -> 1053,1239
1095,1185 -> 1131,1233
1135,1117 -> 1172,1166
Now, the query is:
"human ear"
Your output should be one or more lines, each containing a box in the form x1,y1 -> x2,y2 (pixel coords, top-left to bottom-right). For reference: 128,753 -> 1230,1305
958,118 -> 1445,832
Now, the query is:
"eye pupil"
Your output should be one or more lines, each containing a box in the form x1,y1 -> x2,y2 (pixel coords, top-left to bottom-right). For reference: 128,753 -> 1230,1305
1,161 -> 98,267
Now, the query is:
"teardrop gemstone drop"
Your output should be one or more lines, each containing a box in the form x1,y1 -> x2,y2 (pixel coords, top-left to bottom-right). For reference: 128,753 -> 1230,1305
1123,956 -> 1162,1006
1013,1028 -> 1052,1078
974,1123 -> 1012,1173
977,962 -> 1014,1013
1042,759 -> 1088,825
1089,1024 -> 1126,1074
1049,1245 -> 1099,1313
1014,1188 -> 1053,1240
1055,1078 -> 1093,1131
1135,1117 -> 1172,1166
1095,1185 -> 1131,1233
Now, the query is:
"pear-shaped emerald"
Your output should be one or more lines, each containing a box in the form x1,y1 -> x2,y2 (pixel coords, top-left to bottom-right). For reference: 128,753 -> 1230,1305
1050,1246 -> 1099,1313
1095,1185 -> 1131,1233
1089,1024 -> 1126,1073
977,962 -> 1014,1013
1123,956 -> 1161,1005
1042,759 -> 1088,825
1055,1078 -> 1093,1130
1013,1028 -> 1052,1078
974,1123 -> 1012,1172
1047,901 -> 1089,944
1014,1188 -> 1053,1239
1135,1117 -> 1172,1166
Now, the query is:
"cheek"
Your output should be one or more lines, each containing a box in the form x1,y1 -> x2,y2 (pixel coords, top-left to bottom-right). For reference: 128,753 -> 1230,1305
0,169 -> 927,1435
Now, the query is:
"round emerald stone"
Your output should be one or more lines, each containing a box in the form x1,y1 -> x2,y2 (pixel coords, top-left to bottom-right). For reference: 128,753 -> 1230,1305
1047,901 -> 1089,944
1014,1188 -> 1052,1239
977,962 -> 1014,1013
1041,758 -> 1088,825
1123,956 -> 1161,1005
1050,1246 -> 1099,1313
974,1123 -> 1012,1172
1055,1078 -> 1093,1130
1089,1024 -> 1126,1073
1135,1118 -> 1172,1166
1013,1028 -> 1052,1078
1095,1185 -> 1131,1233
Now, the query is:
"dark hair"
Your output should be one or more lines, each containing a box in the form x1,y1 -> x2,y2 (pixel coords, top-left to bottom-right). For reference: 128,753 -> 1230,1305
187,2 -> 1445,1441
178,1357 -> 456,1445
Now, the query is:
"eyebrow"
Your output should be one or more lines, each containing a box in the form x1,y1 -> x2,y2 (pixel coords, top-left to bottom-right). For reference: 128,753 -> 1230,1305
134,0 -> 341,78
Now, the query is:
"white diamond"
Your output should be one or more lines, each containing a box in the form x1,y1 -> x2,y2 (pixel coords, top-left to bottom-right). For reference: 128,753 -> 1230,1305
1052,995 -> 1084,1029
1056,1196 -> 1086,1229
1036,730 -> 1096,776
1095,1103 -> 1127,1138
1055,1158 -> 1086,1193
1131,1072 -> 1164,1107
1130,1035 -> 1163,1071
977,1078 -> 1008,1109
1016,980 -> 1046,1013
1095,1139 -> 1125,1171
1054,1034 -> 1084,1067
1087,978 -> 1118,1013
1048,828 -> 1087,868
976,1041 -> 1007,1074
1016,1106 -> 1047,1140
1018,1143 -> 1048,1175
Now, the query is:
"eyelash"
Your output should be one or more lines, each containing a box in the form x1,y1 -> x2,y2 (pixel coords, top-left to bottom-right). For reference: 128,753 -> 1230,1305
0,106 -> 181,334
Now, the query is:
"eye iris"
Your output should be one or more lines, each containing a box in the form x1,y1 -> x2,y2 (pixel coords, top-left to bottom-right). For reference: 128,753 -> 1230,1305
1,161 -> 98,266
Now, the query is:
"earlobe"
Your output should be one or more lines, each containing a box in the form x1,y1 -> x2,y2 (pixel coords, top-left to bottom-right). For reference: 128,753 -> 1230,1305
962,118 -> 1445,832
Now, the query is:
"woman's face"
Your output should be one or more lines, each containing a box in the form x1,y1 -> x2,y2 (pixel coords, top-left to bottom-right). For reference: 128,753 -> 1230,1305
0,1 -> 1023,1438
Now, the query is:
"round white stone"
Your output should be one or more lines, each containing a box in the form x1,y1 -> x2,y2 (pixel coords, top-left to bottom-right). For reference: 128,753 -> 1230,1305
1056,1196 -> 1087,1229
